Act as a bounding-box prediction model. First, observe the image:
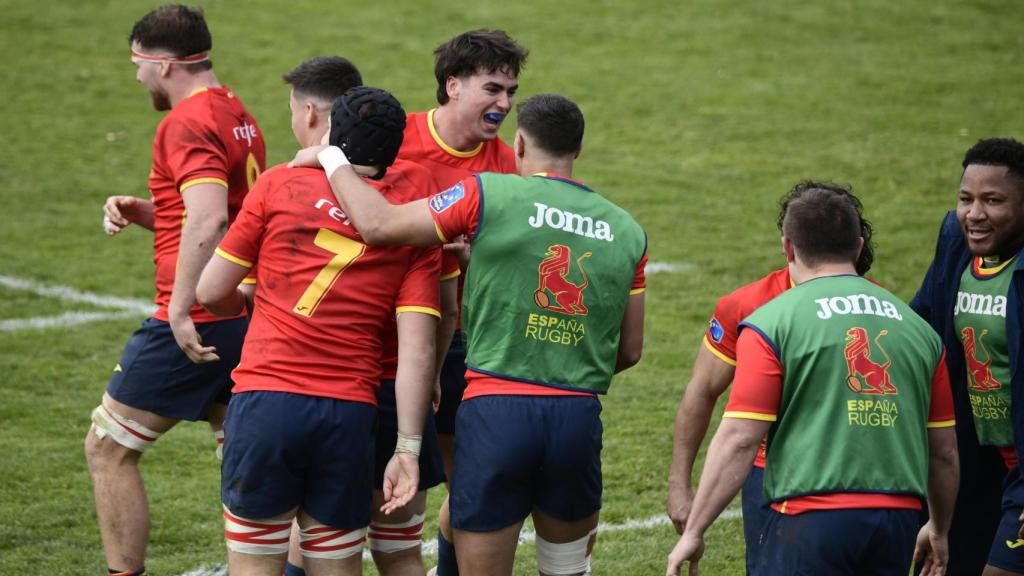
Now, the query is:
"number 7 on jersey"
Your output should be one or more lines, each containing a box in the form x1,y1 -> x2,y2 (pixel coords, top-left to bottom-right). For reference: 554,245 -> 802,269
293,228 -> 366,317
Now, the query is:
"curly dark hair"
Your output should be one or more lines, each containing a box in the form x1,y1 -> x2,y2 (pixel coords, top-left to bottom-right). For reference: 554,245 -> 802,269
777,180 -> 874,275
962,138 -> 1024,187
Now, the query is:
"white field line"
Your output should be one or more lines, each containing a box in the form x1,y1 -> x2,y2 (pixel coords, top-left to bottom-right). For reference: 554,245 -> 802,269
646,261 -> 693,274
177,509 -> 741,576
0,274 -> 155,331
0,274 -> 156,315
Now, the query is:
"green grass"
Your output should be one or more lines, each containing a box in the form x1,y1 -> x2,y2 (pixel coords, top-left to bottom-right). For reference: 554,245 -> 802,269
1,0 -> 1022,574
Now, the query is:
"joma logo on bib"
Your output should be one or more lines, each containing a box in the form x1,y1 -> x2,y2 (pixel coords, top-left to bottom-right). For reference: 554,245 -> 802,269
528,203 -> 614,241
814,294 -> 903,320
955,291 -> 1007,318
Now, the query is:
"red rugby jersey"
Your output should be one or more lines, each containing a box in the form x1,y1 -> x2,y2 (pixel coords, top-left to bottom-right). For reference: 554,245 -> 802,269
430,174 -> 647,399
398,109 -> 518,323
726,329 -> 956,514
215,160 -> 441,403
150,86 -> 266,323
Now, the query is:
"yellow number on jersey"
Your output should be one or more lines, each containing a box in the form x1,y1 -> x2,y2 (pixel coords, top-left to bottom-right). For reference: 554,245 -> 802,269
293,228 -> 366,318
246,152 -> 261,191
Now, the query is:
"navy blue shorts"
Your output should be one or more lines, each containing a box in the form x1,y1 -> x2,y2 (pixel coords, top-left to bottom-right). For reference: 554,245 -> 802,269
107,317 -> 246,421
450,395 -> 602,532
435,331 -> 466,435
741,466 -> 769,573
375,379 -> 446,491
755,507 -> 918,576
987,466 -> 1024,572
221,391 -> 376,529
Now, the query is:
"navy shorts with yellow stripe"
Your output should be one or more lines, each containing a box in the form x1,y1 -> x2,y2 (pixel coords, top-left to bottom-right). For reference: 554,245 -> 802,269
755,507 -> 918,575
435,330 -> 466,435
450,394 -> 602,532
375,379 -> 446,490
987,465 -> 1024,572
221,391 -> 376,529
107,316 -> 246,421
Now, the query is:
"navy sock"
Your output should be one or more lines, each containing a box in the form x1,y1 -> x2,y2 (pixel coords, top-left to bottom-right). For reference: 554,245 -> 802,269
436,527 -> 459,576
283,561 -> 306,576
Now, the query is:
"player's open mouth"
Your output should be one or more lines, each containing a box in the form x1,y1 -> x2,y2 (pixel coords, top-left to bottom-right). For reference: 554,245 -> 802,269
483,112 -> 505,128
966,228 -> 992,240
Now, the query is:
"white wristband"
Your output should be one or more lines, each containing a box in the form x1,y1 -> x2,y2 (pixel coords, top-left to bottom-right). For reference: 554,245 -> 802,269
395,432 -> 422,456
317,146 -> 350,178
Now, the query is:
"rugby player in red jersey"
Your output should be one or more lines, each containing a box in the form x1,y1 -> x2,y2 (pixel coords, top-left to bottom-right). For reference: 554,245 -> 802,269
666,186 -> 875,573
397,29 -> 528,576
197,86 -> 439,576
84,6 -> 265,575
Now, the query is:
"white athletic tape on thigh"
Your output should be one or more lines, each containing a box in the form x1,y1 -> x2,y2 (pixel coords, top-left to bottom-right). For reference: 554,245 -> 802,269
90,405 -> 163,452
300,523 -> 367,559
223,508 -> 291,555
214,429 -> 224,461
368,513 -> 425,553
535,528 -> 596,575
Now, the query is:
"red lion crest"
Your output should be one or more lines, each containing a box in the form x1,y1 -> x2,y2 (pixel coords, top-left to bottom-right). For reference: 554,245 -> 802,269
844,327 -> 897,395
534,244 -> 591,315
962,327 -> 1002,391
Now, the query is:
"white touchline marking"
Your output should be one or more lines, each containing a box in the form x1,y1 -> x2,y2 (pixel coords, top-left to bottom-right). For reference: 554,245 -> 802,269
0,275 -> 156,314
646,261 -> 693,274
0,275 -> 155,331
0,310 -> 141,332
176,510 -> 742,575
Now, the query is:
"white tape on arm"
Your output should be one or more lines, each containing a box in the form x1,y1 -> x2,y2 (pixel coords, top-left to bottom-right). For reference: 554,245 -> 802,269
317,146 -> 350,178
395,432 -> 422,456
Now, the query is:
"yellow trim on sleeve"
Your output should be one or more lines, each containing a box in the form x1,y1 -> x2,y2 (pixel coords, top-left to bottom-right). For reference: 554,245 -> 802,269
441,269 -> 461,281
427,109 -> 483,158
629,287 -> 646,295
927,419 -> 956,429
723,411 -> 777,422
180,177 -> 228,193
435,222 -> 450,244
214,247 -> 253,269
240,277 -> 257,285
396,306 -> 442,319
703,335 -> 737,366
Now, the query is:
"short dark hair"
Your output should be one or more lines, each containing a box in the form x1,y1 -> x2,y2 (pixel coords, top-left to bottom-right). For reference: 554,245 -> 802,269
516,94 -> 584,157
433,29 -> 528,105
129,4 -> 212,72
962,138 -> 1024,190
283,56 -> 363,104
779,181 -> 865,270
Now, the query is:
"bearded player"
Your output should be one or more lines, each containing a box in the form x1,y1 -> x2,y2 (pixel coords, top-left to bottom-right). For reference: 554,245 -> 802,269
84,6 -> 264,575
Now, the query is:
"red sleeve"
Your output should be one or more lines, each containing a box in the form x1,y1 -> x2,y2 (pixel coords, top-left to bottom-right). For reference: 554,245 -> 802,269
705,292 -> 743,365
631,250 -> 647,293
215,173 -> 268,268
724,327 -> 783,421
396,246 -> 442,317
429,176 -> 481,242
928,350 -> 956,426
441,251 -> 461,281
161,115 -> 229,192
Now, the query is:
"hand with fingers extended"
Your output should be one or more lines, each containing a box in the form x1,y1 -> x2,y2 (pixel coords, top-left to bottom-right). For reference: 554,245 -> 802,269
380,452 -> 419,515
913,521 -> 949,576
169,313 -> 220,364
666,532 -> 704,576
103,195 -> 147,236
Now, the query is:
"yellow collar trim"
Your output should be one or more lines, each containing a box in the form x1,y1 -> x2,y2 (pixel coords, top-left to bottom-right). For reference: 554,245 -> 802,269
186,87 -> 209,99
427,108 -> 483,158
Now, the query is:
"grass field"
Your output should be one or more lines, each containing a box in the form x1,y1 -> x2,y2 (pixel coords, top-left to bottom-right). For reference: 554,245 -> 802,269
1,0 -> 1023,574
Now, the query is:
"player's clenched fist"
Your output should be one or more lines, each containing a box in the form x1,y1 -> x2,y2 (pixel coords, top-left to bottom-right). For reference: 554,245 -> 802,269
102,195 -> 145,235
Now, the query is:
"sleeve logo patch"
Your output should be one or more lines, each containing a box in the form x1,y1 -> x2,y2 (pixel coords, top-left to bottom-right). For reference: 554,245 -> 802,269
429,182 -> 465,214
709,318 -> 725,343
